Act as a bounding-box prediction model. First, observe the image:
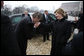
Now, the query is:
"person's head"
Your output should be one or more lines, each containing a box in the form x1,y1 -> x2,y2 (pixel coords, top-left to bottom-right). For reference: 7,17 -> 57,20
54,8 -> 65,20
44,10 -> 48,15
1,1 -> 4,8
32,12 -> 42,23
24,11 -> 28,15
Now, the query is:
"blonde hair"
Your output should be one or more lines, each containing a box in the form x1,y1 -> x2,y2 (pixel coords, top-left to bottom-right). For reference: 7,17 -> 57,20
54,8 -> 65,17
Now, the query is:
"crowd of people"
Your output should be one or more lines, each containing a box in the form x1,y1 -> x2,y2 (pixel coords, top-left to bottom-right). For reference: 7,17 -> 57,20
1,1 -> 83,55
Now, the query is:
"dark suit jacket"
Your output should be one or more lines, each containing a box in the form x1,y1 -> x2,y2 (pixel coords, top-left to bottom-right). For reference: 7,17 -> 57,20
41,14 -> 51,23
15,18 -> 34,55
1,14 -> 21,55
22,14 -> 32,22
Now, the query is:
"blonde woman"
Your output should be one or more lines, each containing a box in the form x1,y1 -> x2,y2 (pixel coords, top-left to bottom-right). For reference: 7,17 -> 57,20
50,8 -> 72,55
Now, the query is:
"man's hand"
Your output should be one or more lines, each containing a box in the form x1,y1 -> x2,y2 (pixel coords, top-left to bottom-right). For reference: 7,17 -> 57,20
34,22 -> 41,28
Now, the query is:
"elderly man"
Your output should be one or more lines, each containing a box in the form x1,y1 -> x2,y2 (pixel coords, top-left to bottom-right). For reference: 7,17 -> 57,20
15,12 -> 43,55
22,11 -> 32,23
41,10 -> 51,42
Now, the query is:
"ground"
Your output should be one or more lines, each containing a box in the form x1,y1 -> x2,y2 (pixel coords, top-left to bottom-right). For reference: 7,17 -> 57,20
26,35 -> 52,55
26,33 -> 73,55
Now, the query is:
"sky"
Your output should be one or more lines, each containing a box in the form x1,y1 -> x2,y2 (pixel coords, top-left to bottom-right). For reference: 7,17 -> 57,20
4,1 -> 80,11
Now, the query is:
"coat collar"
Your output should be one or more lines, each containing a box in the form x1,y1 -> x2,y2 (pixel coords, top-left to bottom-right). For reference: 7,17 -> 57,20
56,17 -> 65,22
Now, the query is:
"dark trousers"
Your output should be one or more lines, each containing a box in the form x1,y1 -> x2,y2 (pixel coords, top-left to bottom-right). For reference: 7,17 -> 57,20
50,44 -> 66,55
18,39 -> 27,55
43,33 -> 49,42
50,47 -> 62,55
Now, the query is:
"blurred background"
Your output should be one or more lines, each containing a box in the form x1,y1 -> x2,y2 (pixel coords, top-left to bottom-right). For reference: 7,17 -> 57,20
2,1 -> 83,16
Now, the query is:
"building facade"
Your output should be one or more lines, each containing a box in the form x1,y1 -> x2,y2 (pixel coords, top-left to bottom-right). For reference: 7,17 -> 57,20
60,1 -> 83,16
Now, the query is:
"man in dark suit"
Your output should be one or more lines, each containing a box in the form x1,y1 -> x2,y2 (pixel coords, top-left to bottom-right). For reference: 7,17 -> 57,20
15,12 -> 43,55
41,10 -> 51,42
15,18 -> 34,55
22,11 -> 32,23
1,1 -> 21,55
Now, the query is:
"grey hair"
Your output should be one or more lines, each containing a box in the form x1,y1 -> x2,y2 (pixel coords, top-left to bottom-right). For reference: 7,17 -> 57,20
32,12 -> 42,20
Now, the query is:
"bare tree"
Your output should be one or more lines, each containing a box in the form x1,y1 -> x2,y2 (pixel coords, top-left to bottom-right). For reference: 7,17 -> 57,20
1,5 -> 12,16
13,6 -> 25,14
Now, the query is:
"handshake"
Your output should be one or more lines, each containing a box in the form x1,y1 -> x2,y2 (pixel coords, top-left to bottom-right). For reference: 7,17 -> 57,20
34,22 -> 41,28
